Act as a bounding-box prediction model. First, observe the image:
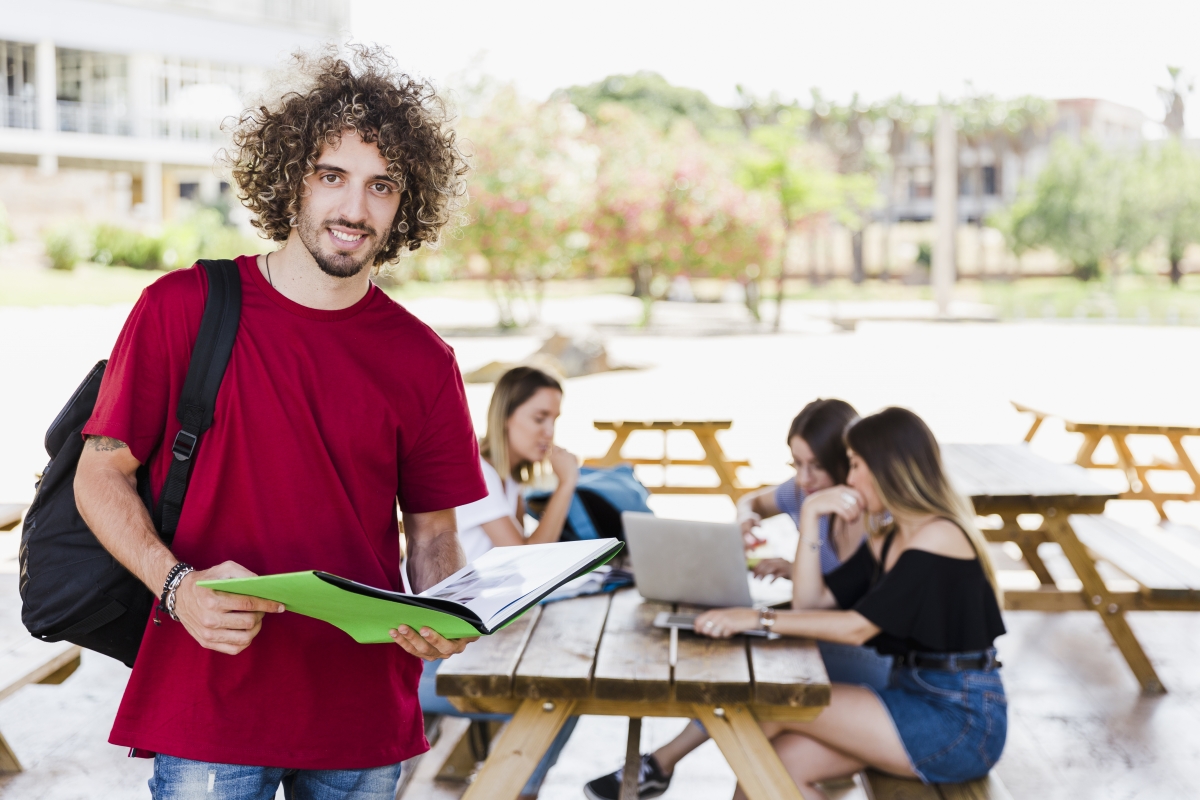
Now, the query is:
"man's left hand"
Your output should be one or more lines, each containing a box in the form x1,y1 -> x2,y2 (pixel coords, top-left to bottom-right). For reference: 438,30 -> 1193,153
389,625 -> 477,660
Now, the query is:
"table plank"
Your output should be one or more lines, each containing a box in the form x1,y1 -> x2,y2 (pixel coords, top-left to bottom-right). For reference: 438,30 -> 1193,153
984,443 -> 1110,498
436,606 -> 541,699
674,604 -> 752,704
943,443 -> 1116,514
592,590 -> 672,701
514,594 -> 611,699
749,636 -> 830,708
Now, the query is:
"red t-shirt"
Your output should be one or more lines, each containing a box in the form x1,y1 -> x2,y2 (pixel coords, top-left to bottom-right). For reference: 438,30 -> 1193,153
83,255 -> 486,769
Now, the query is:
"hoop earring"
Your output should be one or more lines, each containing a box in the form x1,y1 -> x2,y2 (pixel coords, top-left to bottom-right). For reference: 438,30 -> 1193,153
288,215 -> 298,228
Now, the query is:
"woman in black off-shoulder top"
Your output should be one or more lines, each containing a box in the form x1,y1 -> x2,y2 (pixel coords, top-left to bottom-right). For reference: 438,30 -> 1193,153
696,407 -> 1007,797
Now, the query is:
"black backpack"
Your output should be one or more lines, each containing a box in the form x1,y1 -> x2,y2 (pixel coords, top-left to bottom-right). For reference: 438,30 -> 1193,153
18,259 -> 242,667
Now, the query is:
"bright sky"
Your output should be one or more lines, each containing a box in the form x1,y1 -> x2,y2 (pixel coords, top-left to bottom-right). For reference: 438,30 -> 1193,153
350,0 -> 1200,131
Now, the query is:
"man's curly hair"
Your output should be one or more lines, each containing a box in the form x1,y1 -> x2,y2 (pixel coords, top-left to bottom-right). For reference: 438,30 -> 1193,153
227,45 -> 469,266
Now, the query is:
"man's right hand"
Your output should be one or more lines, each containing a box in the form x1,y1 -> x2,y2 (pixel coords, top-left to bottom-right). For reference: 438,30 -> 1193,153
171,561 -> 284,655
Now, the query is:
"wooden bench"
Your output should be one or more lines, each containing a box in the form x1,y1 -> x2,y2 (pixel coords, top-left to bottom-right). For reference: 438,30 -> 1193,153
0,576 -> 83,772
1071,515 -> 1200,606
861,770 -> 1013,800
584,420 -> 762,501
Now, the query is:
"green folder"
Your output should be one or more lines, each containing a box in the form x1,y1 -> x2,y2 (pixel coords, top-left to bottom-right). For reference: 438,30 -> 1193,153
199,538 -> 623,643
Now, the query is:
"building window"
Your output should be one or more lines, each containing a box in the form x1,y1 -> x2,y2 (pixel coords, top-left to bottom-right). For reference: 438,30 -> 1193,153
57,49 -> 129,135
982,165 -> 997,196
154,57 -> 253,141
1,40 -> 37,130
179,182 -> 200,200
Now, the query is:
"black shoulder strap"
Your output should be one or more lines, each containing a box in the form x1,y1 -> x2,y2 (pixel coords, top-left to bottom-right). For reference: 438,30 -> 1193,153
156,259 -> 242,544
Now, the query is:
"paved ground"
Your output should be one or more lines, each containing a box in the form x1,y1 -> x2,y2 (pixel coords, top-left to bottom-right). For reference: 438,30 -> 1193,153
3,291 -> 1200,799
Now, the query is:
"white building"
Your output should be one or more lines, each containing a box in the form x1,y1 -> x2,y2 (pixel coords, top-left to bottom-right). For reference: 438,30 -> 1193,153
888,98 -> 1149,224
1,0 -> 346,230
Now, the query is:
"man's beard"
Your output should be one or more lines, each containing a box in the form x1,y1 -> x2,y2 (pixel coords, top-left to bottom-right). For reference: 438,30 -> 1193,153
295,210 -> 386,279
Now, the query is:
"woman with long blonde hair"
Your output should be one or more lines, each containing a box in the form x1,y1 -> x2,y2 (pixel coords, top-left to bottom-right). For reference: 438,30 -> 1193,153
695,407 -> 1006,798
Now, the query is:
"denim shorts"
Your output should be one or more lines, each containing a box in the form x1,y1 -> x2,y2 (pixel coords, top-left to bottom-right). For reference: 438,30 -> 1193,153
818,641 -> 894,690
868,652 -> 1007,784
149,754 -> 403,800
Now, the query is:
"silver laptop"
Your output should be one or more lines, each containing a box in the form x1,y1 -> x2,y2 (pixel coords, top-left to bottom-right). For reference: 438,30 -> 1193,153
621,512 -> 793,608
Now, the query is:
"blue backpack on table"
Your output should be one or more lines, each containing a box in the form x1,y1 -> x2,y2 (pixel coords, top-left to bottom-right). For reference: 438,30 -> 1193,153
525,464 -> 652,541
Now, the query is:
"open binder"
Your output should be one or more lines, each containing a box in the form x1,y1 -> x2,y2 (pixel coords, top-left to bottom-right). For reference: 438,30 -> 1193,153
198,538 -> 623,641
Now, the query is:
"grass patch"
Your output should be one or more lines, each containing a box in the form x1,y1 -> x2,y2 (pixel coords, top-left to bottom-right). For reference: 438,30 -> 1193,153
5,264 -> 1200,326
0,263 -> 167,307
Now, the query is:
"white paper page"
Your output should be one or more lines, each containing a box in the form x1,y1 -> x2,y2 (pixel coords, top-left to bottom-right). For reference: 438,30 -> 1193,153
419,539 -> 618,626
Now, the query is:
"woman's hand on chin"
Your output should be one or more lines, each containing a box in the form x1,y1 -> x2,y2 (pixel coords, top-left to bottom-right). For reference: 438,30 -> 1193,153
803,485 -> 865,523
693,607 -> 759,639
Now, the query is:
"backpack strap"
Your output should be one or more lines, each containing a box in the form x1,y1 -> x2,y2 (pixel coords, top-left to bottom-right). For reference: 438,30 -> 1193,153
156,259 -> 242,544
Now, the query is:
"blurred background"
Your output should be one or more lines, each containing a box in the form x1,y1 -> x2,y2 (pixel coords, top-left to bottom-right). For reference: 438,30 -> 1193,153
3,2 -> 1200,799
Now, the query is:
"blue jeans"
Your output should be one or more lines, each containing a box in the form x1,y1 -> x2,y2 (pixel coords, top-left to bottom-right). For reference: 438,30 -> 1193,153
149,754 -> 402,800
419,659 -> 576,794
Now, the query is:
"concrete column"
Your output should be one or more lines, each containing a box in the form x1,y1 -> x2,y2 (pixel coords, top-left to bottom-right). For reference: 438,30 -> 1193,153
932,109 -> 958,318
127,53 -> 157,140
35,39 -> 57,175
141,161 -> 163,223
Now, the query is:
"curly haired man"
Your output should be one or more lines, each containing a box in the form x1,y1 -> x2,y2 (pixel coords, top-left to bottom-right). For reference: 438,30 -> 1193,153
74,47 -> 486,799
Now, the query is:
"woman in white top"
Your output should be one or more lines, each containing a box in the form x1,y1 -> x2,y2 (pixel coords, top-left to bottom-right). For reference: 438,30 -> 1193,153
420,365 -> 580,800
455,364 -> 581,561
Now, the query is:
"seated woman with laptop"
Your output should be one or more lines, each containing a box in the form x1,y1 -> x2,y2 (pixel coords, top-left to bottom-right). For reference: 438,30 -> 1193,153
585,398 -> 893,800
418,365 -> 580,800
693,407 -> 1007,798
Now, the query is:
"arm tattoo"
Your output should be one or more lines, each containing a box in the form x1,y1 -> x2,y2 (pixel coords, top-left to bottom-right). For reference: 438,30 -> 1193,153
85,435 -> 129,452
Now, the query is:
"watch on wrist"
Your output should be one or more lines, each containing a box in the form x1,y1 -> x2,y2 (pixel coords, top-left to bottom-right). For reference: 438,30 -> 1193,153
758,606 -> 776,631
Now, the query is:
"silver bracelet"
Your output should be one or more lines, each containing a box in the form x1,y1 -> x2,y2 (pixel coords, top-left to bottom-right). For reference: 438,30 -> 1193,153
164,566 -> 196,622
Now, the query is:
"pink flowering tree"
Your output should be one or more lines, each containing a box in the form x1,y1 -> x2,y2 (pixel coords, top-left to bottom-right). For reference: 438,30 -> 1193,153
449,85 -> 594,326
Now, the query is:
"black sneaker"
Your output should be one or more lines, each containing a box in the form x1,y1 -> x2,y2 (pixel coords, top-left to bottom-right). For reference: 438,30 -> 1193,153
583,753 -> 672,800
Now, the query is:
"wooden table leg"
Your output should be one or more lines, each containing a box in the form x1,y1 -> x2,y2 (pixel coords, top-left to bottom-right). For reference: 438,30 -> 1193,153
460,698 -> 576,800
0,729 -> 22,773
694,704 -> 803,800
1046,516 -> 1166,694
590,427 -> 634,468
1022,412 -> 1045,443
694,431 -> 743,502
1073,432 -> 1103,469
1000,515 -> 1055,586
620,717 -> 642,800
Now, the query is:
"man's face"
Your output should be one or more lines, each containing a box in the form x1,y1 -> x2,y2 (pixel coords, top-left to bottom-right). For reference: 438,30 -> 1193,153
295,130 -> 402,278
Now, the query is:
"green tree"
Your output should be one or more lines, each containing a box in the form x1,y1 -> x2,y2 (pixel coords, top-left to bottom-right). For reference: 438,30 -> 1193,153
559,72 -> 741,136
451,85 -> 593,326
1143,140 -> 1200,285
738,122 -> 845,328
996,138 -> 1149,281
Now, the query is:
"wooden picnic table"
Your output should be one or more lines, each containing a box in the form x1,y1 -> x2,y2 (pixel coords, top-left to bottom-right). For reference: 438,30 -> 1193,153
584,420 -> 761,501
0,504 -> 25,532
1013,401 -> 1200,519
437,590 -> 830,800
942,443 -> 1170,694
0,576 -> 82,772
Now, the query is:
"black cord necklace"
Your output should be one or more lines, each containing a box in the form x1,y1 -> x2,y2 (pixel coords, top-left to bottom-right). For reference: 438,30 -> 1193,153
265,251 -> 274,288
